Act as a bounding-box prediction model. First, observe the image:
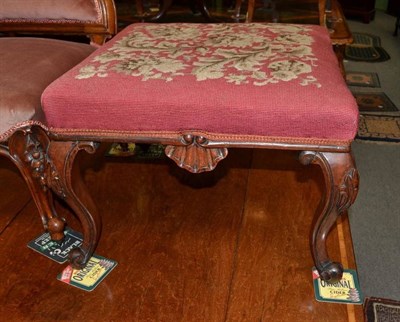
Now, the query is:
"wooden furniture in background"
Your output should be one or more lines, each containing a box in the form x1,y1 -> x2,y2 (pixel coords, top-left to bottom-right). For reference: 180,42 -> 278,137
337,0 -> 376,23
328,0 -> 353,75
0,0 -> 116,45
388,0 -> 400,36
388,0 -> 400,16
134,0 -> 214,21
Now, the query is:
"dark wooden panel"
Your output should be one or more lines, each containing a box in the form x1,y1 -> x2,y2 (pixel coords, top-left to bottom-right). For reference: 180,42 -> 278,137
388,0 -> 400,16
338,0 -> 376,23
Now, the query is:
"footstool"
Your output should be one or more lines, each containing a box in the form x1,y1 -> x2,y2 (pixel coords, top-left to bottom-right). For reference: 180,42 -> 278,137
39,22 -> 359,282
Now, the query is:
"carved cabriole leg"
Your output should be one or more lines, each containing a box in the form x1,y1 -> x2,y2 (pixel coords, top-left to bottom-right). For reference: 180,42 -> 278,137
47,140 -> 101,269
5,126 -> 65,241
299,151 -> 359,282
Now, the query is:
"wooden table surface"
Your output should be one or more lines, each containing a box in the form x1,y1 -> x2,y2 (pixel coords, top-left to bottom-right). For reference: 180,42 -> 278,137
0,149 -> 363,321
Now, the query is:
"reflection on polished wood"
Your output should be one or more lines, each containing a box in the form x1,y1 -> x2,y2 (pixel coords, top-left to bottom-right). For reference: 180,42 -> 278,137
0,158 -> 31,232
0,149 -> 362,321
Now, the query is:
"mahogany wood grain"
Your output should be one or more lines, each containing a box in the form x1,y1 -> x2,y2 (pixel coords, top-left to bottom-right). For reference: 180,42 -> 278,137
0,158 -> 31,232
0,149 -> 362,321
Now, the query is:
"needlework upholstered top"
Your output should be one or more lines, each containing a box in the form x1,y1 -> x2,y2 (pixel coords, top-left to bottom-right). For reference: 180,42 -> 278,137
42,23 -> 358,144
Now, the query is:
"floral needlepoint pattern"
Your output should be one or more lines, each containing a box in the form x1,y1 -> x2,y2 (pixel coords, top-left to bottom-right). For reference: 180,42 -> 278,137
76,23 -> 321,87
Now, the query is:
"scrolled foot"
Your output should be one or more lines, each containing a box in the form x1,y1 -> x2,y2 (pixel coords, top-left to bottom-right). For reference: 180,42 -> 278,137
68,247 -> 89,269
319,261 -> 343,282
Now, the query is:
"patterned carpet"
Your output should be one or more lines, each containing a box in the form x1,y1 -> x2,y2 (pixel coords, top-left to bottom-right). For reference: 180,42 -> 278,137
357,115 -> 400,143
352,92 -> 398,113
344,33 -> 391,62
345,71 -> 399,143
346,71 -> 380,88
364,297 -> 400,321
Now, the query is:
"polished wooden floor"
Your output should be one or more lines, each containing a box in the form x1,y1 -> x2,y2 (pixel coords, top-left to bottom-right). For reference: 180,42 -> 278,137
0,149 -> 363,321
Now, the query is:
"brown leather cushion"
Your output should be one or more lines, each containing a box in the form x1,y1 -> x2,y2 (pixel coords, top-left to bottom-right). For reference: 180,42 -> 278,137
0,38 -> 95,138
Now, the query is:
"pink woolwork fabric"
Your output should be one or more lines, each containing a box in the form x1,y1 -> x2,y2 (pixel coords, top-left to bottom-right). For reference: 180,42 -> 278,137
42,23 -> 359,142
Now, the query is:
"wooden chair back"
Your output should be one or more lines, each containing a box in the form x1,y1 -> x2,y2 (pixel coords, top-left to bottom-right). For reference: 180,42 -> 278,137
0,0 -> 117,45
246,0 -> 328,25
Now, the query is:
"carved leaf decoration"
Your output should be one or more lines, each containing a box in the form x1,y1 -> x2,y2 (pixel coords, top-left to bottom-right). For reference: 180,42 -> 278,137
165,140 -> 228,174
336,168 -> 359,214
7,126 -> 68,197
16,130 -> 49,189
46,164 -> 66,199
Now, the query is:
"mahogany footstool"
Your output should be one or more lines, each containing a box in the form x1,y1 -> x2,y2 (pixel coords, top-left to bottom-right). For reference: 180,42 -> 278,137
39,23 -> 359,282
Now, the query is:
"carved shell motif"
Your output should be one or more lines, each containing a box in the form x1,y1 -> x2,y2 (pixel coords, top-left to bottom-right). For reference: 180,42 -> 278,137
165,134 -> 228,173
